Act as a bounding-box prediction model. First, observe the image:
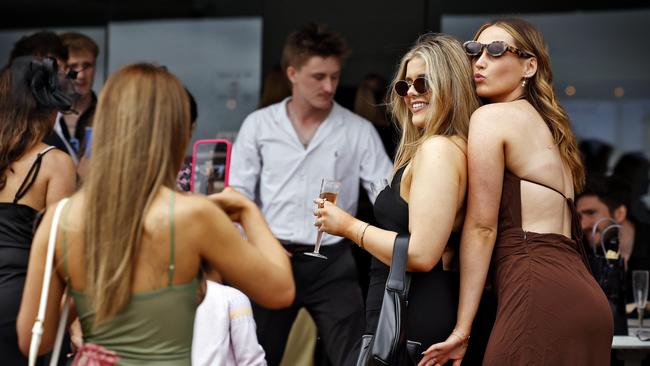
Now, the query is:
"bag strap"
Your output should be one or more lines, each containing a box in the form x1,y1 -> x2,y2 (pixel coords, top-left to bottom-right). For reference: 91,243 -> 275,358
386,234 -> 410,295
29,198 -> 69,366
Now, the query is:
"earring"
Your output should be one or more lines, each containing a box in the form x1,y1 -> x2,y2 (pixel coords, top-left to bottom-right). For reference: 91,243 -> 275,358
521,78 -> 527,87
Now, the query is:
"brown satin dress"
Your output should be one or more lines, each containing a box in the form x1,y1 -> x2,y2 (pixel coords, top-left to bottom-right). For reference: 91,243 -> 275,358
483,171 -> 613,366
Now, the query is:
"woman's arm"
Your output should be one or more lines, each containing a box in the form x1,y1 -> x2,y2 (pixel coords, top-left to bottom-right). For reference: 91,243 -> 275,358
317,136 -> 466,272
419,106 -> 507,365
201,188 -> 295,309
16,206 -> 67,355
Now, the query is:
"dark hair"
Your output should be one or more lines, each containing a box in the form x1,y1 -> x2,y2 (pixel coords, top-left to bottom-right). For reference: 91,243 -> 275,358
579,139 -> 613,177
8,31 -> 68,64
578,175 -> 632,215
0,57 -> 66,189
61,32 -> 99,58
613,152 -> 650,198
185,88 -> 198,126
280,23 -> 349,72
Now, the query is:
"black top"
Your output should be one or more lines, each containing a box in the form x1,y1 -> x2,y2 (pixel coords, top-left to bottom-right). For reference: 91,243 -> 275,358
365,166 -> 460,348
627,221 -> 650,303
0,146 -> 55,364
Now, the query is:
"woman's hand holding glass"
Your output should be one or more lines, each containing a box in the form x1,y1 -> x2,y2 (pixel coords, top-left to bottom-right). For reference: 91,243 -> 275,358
313,198 -> 358,240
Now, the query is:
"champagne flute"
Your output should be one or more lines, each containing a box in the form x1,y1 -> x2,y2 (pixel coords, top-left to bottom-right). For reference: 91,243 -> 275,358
305,178 -> 341,260
633,270 -> 649,335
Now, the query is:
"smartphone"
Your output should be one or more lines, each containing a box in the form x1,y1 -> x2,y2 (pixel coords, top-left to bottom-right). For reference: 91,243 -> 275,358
190,139 -> 232,195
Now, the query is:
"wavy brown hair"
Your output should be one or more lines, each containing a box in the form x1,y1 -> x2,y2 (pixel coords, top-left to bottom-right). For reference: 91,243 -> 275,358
81,64 -> 190,325
389,33 -> 480,175
0,65 -> 55,190
475,18 -> 585,191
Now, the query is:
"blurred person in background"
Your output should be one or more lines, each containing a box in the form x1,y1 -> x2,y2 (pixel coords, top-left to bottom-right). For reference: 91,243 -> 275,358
353,73 -> 399,160
613,152 -> 650,224
55,32 -> 99,160
16,63 -> 294,365
0,56 -> 76,364
229,23 -> 392,366
577,176 -> 650,306
259,65 -> 291,109
6,31 -> 80,161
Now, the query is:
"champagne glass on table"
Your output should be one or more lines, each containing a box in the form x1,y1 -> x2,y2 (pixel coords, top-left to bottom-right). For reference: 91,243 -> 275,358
305,178 -> 341,260
633,270 -> 649,337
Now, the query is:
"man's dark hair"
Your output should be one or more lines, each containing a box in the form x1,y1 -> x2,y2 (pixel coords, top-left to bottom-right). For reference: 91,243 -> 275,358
578,174 -> 633,214
8,31 -> 68,65
613,152 -> 650,198
280,23 -> 349,72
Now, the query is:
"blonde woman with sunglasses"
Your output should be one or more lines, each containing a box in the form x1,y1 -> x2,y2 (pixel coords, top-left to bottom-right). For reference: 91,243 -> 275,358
314,33 -> 479,364
420,18 -> 613,366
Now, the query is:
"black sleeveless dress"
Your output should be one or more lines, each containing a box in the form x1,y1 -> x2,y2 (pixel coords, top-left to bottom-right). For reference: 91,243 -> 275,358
366,166 -> 459,357
0,146 -> 56,364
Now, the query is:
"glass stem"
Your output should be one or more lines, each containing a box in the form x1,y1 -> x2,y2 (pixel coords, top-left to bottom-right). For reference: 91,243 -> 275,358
314,231 -> 324,253
640,308 -> 645,330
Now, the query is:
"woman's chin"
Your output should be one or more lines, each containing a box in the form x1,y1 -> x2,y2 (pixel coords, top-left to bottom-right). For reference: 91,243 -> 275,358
411,116 -> 427,129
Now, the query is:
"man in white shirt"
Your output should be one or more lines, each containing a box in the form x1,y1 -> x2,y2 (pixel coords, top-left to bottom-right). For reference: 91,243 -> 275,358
230,24 -> 392,366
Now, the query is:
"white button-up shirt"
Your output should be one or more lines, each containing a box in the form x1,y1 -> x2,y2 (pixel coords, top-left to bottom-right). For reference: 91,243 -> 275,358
230,98 -> 393,245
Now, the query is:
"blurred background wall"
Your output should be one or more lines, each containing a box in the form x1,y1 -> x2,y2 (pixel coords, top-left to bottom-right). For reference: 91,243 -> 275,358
1,0 -> 648,160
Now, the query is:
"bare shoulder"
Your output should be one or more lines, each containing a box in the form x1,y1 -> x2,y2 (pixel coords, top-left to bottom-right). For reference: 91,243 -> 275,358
174,193 -> 223,222
417,135 -> 467,162
471,102 -> 528,129
41,148 -> 75,170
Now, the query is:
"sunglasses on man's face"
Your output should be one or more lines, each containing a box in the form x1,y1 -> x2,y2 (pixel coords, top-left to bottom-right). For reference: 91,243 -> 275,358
394,77 -> 428,97
463,40 -> 533,58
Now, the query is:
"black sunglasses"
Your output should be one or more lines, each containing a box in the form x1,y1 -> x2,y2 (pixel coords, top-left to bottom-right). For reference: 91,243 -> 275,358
394,77 -> 428,97
463,40 -> 533,58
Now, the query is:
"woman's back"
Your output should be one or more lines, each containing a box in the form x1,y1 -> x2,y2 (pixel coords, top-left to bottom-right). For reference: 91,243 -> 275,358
0,143 -> 74,211
0,143 -> 74,364
475,100 -> 613,365
478,100 -> 574,238
58,189 -> 214,364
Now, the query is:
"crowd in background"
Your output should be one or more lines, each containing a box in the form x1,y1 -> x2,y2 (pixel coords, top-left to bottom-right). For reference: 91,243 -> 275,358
1,17 -> 650,366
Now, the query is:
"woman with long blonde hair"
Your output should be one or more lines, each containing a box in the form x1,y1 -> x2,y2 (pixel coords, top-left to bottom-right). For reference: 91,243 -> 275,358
16,63 -> 294,365
420,18 -> 613,366
314,33 -> 479,364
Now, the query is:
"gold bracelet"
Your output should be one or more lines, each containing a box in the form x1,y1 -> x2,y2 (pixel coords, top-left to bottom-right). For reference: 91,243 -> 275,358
359,223 -> 371,249
451,329 -> 469,343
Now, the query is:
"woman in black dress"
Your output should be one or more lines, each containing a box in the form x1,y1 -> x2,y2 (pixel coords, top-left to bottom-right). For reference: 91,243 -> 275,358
314,33 -> 480,364
0,57 -> 76,363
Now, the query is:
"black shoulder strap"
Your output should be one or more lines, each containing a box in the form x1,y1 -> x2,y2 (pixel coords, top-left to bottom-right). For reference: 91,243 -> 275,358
386,234 -> 410,295
13,146 -> 57,203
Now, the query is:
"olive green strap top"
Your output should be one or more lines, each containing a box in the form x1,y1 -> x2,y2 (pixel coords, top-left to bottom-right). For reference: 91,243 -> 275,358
62,192 -> 199,365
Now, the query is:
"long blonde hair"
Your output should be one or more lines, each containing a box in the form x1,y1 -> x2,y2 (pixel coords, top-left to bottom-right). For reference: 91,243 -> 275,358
475,18 -> 585,191
390,33 -> 480,174
82,64 -> 190,325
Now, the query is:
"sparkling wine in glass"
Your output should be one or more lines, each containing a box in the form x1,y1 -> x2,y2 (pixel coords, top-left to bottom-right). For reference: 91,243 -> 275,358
305,178 -> 341,260
633,270 -> 649,334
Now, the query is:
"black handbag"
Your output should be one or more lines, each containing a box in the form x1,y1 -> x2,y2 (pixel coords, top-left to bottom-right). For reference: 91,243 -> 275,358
356,235 -> 421,366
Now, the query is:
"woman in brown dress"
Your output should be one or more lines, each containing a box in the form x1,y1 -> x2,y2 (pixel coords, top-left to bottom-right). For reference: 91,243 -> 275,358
419,18 -> 613,366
